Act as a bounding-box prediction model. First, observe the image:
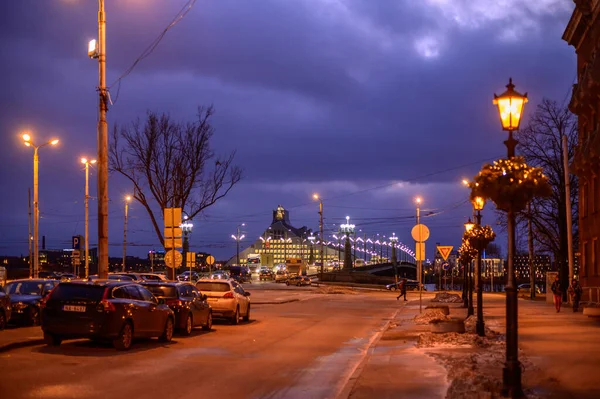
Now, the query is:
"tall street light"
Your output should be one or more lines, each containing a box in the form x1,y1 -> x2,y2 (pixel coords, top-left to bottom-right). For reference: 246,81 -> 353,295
88,0 -> 109,279
81,157 -> 96,278
22,133 -> 59,278
472,196 -> 486,337
464,218 -> 475,311
123,195 -> 131,272
313,194 -> 324,279
232,223 -> 246,266
415,197 -> 423,309
390,233 -> 399,284
181,217 -> 193,276
494,78 -> 527,398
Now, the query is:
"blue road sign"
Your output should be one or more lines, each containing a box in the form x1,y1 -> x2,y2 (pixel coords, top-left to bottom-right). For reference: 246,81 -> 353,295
72,236 -> 81,250
442,262 -> 450,271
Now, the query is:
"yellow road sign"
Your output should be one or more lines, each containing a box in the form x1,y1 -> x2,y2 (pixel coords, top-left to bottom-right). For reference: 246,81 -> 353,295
416,242 -> 426,261
411,224 -> 430,242
206,255 -> 215,265
437,246 -> 453,261
164,250 -> 182,268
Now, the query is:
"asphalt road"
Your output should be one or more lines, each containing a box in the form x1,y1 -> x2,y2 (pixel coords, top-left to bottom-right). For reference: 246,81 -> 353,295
0,288 -> 399,399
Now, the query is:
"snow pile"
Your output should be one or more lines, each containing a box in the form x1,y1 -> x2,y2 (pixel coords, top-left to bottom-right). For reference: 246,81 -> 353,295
431,292 -> 463,303
414,308 -> 449,325
313,286 -> 358,295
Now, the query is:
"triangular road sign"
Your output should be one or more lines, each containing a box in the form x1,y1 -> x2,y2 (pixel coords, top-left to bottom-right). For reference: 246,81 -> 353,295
437,246 -> 453,261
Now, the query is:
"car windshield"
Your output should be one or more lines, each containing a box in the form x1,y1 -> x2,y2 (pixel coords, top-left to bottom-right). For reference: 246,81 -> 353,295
5,281 -> 53,296
196,282 -> 231,292
142,285 -> 177,298
50,284 -> 105,302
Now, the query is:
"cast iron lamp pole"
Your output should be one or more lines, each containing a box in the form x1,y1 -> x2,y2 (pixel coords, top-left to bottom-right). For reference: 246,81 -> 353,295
494,78 -> 528,398
464,218 -> 474,309
181,216 -> 193,277
123,196 -> 131,272
473,196 -> 486,337
340,216 -> 355,270
231,223 -> 246,266
313,194 -> 325,279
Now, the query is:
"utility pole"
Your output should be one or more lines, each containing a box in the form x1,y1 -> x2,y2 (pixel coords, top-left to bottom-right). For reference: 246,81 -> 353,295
123,196 -> 130,272
528,202 -> 535,300
28,188 -> 32,279
96,0 -> 109,279
33,147 -> 39,278
562,134 -> 574,285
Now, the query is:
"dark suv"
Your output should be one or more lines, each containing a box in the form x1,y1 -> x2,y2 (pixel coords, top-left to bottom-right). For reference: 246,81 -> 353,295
41,281 -> 175,350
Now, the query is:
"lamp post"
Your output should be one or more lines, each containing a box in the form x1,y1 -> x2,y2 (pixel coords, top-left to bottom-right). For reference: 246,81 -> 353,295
123,196 -> 131,272
22,134 -> 59,278
340,216 -> 355,269
415,197 -> 423,312
494,78 -> 528,398
232,223 -> 246,266
181,217 -> 193,277
87,0 -> 109,279
472,196 -> 486,337
390,233 -> 399,284
81,158 -> 96,278
464,218 -> 475,310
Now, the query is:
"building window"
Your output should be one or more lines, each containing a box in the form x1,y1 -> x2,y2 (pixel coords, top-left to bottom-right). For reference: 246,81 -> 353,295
582,183 -> 588,218
594,238 -> 598,276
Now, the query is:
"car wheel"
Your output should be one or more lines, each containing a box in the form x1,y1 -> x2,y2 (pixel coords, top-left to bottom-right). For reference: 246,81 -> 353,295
113,321 -> 133,351
43,332 -> 62,346
231,306 -> 239,325
159,317 -> 174,342
30,307 -> 40,326
202,311 -> 212,331
243,305 -> 250,322
0,310 -> 5,330
182,314 -> 193,336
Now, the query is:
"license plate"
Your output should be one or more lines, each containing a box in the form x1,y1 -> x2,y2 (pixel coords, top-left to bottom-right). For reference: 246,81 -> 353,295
63,305 -> 86,312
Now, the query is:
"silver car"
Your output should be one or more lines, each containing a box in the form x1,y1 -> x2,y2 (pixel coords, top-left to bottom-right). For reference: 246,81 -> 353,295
196,279 -> 250,324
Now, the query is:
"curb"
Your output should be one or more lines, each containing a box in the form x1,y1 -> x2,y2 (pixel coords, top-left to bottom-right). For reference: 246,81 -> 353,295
335,307 -> 401,399
252,299 -> 301,305
0,338 -> 45,353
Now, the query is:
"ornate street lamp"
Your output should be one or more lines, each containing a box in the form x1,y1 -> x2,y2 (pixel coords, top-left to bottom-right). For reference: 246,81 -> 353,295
390,233 -> 399,283
463,218 -> 475,310
494,78 -> 527,397
472,196 -> 486,337
340,216 -> 355,269
181,216 -> 194,274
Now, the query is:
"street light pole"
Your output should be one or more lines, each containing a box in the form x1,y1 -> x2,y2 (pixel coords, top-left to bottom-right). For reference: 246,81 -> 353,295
123,196 -> 131,272
81,158 -> 96,278
232,223 -> 246,266
494,78 -> 527,398
313,194 -> 325,279
473,197 -> 486,337
22,134 -> 59,278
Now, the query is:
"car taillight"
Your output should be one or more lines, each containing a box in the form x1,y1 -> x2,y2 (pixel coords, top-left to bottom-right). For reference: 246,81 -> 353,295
97,287 -> 116,312
222,292 -> 234,299
166,299 -> 183,307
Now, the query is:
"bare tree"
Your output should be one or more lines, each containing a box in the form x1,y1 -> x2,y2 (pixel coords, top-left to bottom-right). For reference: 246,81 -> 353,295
497,99 -> 578,281
110,106 -> 243,246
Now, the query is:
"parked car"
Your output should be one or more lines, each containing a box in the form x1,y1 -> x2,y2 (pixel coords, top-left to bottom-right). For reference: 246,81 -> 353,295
177,271 -> 200,282
141,282 -> 212,335
4,279 -> 58,325
209,271 -> 230,280
41,281 -> 175,350
286,276 -> 312,286
0,285 -> 11,329
138,273 -> 168,282
385,280 -> 426,291
517,283 -> 542,294
87,274 -> 135,281
259,269 -> 275,281
275,270 -> 289,283
59,273 -> 77,282
195,279 -> 250,324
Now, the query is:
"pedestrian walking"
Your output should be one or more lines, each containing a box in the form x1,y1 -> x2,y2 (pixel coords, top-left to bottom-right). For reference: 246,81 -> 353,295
551,275 -> 562,313
568,279 -> 583,312
396,278 -> 407,301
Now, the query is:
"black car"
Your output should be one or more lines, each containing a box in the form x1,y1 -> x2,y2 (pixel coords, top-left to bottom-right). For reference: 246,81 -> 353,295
385,280 -> 425,291
0,285 -> 11,329
141,282 -> 212,335
41,281 -> 175,350
177,271 -> 200,282
4,279 -> 58,325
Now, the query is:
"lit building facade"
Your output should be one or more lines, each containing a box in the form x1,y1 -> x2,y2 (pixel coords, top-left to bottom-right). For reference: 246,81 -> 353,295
514,254 -> 552,281
563,1 -> 600,287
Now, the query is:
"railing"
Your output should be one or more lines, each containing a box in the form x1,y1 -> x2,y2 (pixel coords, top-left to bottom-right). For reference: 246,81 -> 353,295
583,287 -> 600,303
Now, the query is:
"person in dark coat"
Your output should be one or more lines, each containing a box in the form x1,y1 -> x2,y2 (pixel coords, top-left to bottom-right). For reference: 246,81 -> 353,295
568,279 -> 583,312
396,278 -> 407,301
551,276 -> 562,313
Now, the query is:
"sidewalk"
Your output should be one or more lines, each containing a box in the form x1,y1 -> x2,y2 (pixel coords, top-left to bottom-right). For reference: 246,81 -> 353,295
0,326 -> 44,353
343,292 -> 600,399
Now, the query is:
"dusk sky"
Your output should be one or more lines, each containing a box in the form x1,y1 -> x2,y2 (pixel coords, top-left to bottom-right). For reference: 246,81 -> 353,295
0,0 -> 576,261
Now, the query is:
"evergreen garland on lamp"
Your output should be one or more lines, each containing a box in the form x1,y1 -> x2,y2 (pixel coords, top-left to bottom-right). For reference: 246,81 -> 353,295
458,236 -> 478,266
466,225 -> 496,251
468,156 -> 552,212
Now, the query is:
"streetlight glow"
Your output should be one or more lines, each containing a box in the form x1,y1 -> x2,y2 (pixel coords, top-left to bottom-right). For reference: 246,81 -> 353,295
22,134 -> 31,142
125,195 -> 131,202
313,193 -> 319,200
50,139 -> 59,145
415,197 -> 422,204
